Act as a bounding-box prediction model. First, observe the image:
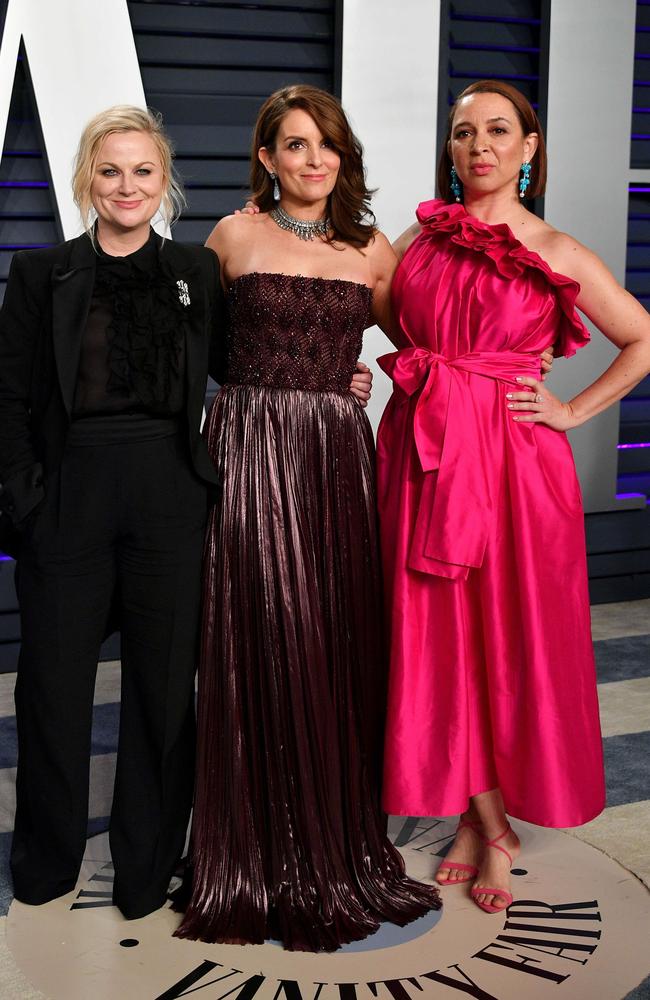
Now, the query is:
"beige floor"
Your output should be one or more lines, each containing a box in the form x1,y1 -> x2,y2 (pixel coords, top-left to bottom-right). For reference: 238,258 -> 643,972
0,919 -> 42,1000
1,601 -> 649,999
590,597 -> 650,641
567,799 -> 650,890
597,676 -> 650,738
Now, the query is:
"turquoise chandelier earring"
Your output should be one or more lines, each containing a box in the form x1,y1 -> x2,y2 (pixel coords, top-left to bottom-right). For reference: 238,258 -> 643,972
450,165 -> 462,202
519,162 -> 532,199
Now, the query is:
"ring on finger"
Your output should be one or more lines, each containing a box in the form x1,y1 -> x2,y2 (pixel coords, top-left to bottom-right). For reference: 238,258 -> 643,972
535,393 -> 543,403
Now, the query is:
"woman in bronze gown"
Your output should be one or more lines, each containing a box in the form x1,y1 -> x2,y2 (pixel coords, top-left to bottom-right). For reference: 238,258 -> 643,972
174,85 -> 440,951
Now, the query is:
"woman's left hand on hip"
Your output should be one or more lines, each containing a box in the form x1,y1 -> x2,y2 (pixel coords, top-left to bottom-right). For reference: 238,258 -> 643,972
506,376 -> 577,431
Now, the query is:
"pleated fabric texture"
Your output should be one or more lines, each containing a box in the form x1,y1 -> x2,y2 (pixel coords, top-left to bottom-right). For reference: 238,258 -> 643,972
174,273 -> 440,951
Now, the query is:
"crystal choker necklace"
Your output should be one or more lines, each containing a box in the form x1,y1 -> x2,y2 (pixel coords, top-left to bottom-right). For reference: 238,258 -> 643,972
270,205 -> 329,242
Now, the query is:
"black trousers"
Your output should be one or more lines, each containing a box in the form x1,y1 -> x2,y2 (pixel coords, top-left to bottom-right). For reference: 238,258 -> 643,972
11,416 -> 208,918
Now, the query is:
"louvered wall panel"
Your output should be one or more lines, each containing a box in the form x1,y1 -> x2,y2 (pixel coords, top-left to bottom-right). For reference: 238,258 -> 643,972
0,16 -> 63,658
582,0 -> 650,602
529,151 -> 650,598
619,188 -> 650,495
128,0 -> 339,245
631,0 -> 650,167
438,0 -> 550,150
620,3 -> 650,495
0,48 -> 59,663
0,50 -> 61,306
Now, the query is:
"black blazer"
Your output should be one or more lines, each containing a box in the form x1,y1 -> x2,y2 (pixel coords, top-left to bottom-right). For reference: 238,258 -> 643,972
0,231 -> 227,555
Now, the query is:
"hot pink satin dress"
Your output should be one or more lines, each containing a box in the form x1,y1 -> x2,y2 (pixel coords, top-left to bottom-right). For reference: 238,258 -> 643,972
377,199 -> 606,828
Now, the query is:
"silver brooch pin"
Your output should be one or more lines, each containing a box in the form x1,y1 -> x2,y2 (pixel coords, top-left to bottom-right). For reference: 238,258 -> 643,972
177,279 -> 191,307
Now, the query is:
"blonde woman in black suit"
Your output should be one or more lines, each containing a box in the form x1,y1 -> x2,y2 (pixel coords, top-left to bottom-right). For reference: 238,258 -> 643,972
0,106 -> 227,919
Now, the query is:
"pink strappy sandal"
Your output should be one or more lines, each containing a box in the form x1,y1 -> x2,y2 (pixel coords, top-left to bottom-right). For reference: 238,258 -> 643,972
435,819 -> 483,885
471,824 -> 515,913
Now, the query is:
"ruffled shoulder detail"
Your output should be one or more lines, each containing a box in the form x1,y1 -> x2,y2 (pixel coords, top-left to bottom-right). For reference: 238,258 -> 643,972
415,199 -> 590,358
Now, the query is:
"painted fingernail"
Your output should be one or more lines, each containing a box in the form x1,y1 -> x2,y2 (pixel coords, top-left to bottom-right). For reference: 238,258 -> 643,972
506,393 -> 513,399
507,403 -> 514,409
515,377 -> 523,382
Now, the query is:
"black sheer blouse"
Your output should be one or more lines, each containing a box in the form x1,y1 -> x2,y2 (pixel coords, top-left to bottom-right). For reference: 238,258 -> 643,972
73,230 -> 187,417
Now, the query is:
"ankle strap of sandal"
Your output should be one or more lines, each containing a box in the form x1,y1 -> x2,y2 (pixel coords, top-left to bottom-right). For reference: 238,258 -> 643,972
484,824 -> 513,865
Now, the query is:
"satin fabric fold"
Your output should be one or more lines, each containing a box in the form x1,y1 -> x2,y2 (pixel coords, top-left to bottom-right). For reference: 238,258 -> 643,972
379,347 -> 541,579
377,200 -> 606,828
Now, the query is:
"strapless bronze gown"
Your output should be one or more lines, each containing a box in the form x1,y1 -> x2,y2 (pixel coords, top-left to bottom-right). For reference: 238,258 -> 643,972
174,272 -> 440,951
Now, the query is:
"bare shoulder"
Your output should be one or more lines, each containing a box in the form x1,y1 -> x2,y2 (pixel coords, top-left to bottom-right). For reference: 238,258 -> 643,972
367,230 -> 398,265
392,221 -> 422,262
531,225 -> 605,284
205,212 -> 268,254
531,223 -> 648,335
365,230 -> 399,286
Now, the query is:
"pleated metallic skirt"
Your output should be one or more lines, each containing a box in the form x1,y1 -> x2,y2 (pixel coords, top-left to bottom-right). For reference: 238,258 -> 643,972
174,384 -> 440,951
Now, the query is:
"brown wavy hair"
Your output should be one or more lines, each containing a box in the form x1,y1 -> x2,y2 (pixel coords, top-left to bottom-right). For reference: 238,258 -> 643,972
250,85 -> 376,248
437,80 -> 547,202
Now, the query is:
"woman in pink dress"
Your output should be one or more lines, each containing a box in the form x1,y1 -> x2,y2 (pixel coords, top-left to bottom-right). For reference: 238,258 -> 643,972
377,80 -> 650,914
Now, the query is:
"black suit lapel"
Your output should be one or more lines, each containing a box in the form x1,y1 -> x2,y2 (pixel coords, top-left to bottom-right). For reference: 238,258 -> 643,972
157,240 -> 206,394
182,267 -> 206,394
157,240 -> 217,479
51,234 -> 96,417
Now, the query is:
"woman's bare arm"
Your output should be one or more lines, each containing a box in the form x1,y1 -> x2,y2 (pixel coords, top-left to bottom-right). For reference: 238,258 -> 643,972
368,232 -> 400,344
508,234 -> 650,429
392,222 -> 422,263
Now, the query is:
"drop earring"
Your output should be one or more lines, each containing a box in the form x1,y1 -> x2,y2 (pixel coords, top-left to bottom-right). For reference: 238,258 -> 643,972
269,171 -> 281,202
450,165 -> 462,203
519,162 -> 531,199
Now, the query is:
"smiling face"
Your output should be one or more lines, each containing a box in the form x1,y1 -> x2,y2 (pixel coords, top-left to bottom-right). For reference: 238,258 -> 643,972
449,91 -> 538,199
90,130 -> 164,238
258,107 -> 341,212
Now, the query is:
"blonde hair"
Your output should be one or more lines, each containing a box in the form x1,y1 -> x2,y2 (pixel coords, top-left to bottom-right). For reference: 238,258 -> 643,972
72,105 -> 185,234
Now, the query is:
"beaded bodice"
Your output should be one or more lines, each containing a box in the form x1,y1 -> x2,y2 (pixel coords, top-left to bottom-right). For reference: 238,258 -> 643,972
226,272 -> 371,391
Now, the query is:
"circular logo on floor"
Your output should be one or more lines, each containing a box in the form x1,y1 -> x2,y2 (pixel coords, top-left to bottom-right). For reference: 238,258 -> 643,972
7,817 -> 650,1000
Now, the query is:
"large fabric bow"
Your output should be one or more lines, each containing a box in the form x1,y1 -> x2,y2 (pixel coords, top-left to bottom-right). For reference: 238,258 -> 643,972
379,347 -> 541,580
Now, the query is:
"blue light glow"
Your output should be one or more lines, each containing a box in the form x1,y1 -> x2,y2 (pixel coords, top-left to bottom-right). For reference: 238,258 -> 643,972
451,14 -> 541,25
0,181 -> 48,188
0,244 -> 52,251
